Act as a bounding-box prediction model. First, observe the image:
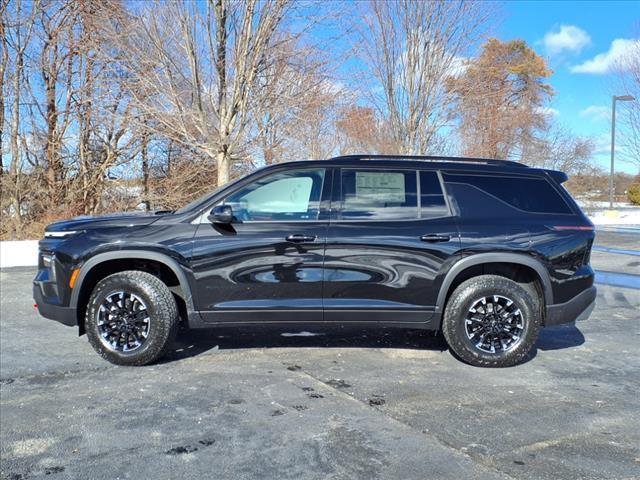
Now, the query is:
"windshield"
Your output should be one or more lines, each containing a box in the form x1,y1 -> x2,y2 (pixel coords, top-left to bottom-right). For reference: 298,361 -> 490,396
174,185 -> 226,215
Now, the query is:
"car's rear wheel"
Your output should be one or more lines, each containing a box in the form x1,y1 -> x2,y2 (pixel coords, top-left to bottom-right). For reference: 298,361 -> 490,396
85,270 -> 178,366
442,275 -> 541,367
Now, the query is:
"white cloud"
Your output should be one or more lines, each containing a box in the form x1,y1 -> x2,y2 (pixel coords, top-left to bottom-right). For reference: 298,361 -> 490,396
535,106 -> 559,118
593,133 -> 611,155
543,25 -> 591,55
446,56 -> 469,78
324,79 -> 346,95
571,38 -> 640,74
580,105 -> 610,121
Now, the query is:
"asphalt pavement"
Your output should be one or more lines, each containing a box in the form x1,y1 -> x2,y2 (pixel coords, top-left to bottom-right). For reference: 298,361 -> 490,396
1,230 -> 639,479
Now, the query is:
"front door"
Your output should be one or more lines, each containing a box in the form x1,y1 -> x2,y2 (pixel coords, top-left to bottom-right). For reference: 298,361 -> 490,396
323,167 -> 460,324
191,167 -> 330,323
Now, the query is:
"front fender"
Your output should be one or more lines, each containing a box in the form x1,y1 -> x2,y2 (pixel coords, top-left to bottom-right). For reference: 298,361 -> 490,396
70,250 -> 195,311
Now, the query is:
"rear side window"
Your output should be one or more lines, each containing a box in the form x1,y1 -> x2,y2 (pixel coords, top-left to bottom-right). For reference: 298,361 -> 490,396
443,173 -> 572,215
420,171 -> 448,218
340,169 -> 417,220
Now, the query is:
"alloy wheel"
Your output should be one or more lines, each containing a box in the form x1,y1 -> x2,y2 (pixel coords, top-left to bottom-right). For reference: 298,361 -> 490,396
96,291 -> 151,353
464,295 -> 525,354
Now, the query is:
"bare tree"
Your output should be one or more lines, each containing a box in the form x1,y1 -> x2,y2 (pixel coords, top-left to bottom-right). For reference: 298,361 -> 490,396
521,125 -> 595,175
250,37 -> 342,164
149,143 -> 218,211
37,0 -> 80,196
336,105 -> 394,154
0,0 -> 9,170
2,0 -> 39,236
613,36 -> 640,169
109,0 -> 292,186
3,0 -> 330,238
357,0 -> 492,155
289,82 -> 343,160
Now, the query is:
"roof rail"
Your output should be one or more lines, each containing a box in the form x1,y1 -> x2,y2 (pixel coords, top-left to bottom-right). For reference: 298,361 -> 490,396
331,154 -> 527,168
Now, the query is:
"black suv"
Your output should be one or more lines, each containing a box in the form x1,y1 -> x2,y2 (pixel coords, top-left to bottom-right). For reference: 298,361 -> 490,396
34,155 -> 596,367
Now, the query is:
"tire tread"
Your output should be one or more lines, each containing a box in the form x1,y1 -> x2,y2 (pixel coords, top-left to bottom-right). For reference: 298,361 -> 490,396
85,270 -> 179,366
442,274 -> 541,368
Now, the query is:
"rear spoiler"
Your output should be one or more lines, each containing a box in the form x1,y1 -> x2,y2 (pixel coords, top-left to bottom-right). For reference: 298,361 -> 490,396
545,170 -> 568,184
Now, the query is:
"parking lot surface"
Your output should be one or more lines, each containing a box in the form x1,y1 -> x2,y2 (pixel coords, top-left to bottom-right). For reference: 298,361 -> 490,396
1,231 -> 639,479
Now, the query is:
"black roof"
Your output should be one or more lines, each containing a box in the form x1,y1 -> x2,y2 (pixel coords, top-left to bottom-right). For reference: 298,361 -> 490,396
270,154 -> 528,170
328,154 -> 526,168
260,154 -> 558,178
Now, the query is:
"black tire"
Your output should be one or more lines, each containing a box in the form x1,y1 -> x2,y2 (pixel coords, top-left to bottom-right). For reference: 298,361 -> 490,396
85,270 -> 179,366
442,275 -> 541,367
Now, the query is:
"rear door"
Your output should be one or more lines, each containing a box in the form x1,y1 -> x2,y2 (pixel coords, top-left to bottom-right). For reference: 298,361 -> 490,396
323,167 -> 461,324
441,171 -> 535,254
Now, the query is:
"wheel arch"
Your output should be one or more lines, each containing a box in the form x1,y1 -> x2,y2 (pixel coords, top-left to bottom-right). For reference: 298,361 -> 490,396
435,253 -> 552,316
70,251 -> 195,333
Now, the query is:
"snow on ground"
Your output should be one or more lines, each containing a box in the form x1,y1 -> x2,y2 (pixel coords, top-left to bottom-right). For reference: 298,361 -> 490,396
589,209 -> 640,225
576,200 -> 640,226
576,200 -> 637,210
0,240 -> 38,268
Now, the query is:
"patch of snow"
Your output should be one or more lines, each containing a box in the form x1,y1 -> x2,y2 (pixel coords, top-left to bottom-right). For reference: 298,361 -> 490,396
0,240 -> 39,268
577,200 -> 636,210
588,208 -> 640,226
576,199 -> 640,226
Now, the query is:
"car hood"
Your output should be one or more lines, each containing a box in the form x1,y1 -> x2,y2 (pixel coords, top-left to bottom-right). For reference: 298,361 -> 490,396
45,211 -> 169,232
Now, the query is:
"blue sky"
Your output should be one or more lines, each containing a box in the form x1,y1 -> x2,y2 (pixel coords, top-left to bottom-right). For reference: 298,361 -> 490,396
498,0 -> 639,173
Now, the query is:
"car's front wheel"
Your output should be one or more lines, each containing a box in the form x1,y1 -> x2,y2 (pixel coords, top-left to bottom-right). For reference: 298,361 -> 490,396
442,275 -> 541,367
85,270 -> 179,366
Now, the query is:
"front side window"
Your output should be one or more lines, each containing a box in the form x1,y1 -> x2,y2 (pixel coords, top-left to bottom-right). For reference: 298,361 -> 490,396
340,169 -> 418,220
224,168 -> 325,221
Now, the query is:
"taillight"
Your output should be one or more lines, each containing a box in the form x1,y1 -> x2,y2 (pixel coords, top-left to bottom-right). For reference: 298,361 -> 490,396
550,225 -> 594,231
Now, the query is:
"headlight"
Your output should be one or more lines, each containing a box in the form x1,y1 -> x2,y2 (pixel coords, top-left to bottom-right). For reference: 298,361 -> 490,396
42,254 -> 54,268
44,230 -> 78,238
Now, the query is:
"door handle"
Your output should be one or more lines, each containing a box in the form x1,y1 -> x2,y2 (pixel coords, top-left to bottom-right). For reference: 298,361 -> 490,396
420,234 -> 451,243
286,234 -> 317,243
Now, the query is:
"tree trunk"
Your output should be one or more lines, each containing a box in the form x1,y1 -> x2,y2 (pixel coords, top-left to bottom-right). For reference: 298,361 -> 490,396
0,14 -> 8,172
216,148 -> 229,186
166,140 -> 172,177
10,28 -> 23,232
142,135 -> 150,211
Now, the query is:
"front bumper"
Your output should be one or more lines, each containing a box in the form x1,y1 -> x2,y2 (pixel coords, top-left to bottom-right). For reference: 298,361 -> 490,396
545,286 -> 597,327
33,275 -> 77,327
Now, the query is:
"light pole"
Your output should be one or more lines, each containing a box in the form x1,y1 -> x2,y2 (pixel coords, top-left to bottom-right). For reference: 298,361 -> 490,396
609,94 -> 636,208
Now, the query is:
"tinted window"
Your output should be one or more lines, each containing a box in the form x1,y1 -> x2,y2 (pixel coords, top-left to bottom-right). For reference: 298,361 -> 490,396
224,168 -> 325,221
341,169 -> 417,220
420,171 -> 448,218
443,183 -> 514,218
443,173 -> 572,214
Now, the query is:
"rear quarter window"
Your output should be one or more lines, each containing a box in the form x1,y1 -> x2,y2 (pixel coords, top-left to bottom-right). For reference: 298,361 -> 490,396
443,173 -> 573,215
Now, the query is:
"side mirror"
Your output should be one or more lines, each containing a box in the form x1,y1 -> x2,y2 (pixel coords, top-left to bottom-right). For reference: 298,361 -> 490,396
208,204 -> 234,224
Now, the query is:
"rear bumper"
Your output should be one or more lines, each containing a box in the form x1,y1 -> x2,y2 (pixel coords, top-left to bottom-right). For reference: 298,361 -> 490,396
33,281 -> 77,327
545,286 -> 596,327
